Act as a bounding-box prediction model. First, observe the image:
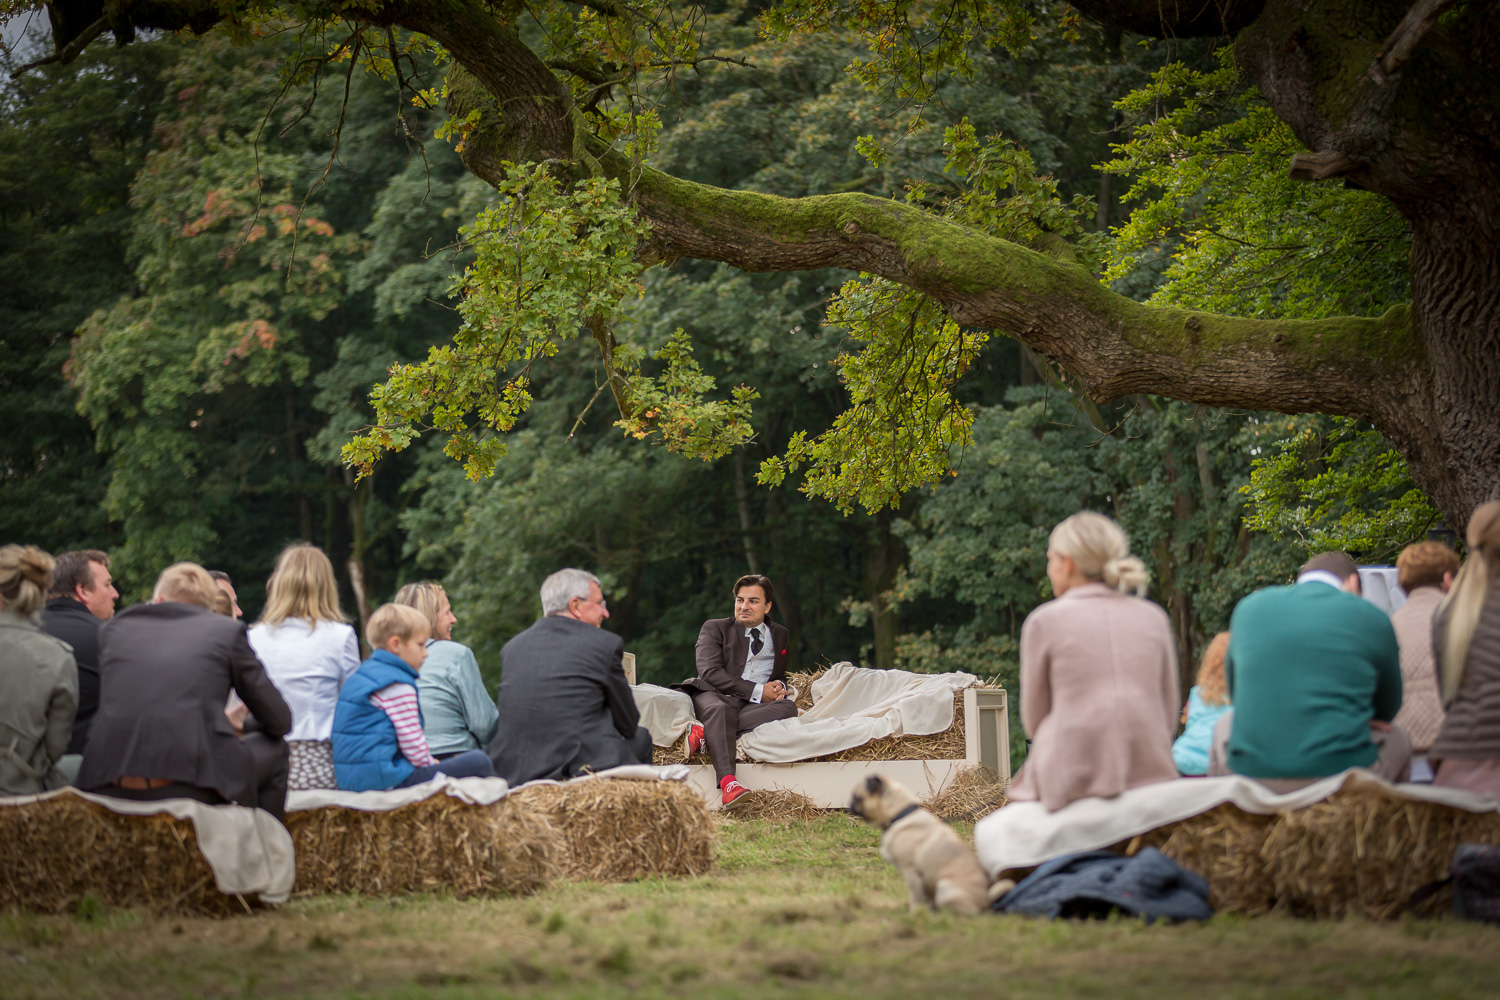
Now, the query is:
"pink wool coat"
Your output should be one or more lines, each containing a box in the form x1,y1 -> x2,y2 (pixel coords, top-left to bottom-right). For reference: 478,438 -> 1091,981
1007,583 -> 1181,812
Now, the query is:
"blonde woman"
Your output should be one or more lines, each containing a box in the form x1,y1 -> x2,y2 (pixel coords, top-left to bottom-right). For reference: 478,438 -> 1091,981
0,546 -> 77,794
247,544 -> 359,789
1006,512 -> 1180,811
394,582 -> 498,758
1430,500 -> 1500,798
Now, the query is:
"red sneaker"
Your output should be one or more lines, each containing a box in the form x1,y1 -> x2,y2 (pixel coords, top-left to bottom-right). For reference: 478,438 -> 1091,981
721,775 -> 750,808
686,723 -> 705,758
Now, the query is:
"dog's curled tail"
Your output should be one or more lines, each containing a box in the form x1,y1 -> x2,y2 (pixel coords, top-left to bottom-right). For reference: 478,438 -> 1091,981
986,877 -> 1016,905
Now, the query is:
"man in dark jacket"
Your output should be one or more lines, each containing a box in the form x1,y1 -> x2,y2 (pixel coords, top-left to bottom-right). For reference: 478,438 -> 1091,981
678,574 -> 795,807
77,562 -> 293,820
486,568 -> 651,784
36,549 -> 117,761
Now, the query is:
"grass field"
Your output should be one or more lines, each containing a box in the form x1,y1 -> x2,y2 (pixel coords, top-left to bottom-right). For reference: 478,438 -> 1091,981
2,813 -> 1497,1000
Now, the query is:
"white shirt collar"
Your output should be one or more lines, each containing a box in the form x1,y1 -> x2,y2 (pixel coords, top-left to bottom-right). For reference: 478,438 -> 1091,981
1297,570 -> 1346,590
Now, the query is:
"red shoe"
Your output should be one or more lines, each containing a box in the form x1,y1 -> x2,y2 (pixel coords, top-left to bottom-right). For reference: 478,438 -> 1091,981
686,723 -> 705,758
721,775 -> 750,808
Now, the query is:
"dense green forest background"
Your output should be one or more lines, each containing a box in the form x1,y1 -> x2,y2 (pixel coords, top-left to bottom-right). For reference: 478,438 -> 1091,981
0,4 -> 1439,759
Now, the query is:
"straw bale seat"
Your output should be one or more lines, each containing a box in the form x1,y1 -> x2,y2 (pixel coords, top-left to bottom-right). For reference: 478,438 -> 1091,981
286,777 -> 713,897
1114,785 -> 1500,919
0,795 -> 252,916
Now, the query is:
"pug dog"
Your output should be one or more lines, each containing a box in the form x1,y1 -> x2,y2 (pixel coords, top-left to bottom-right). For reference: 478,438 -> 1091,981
849,773 -> 1005,915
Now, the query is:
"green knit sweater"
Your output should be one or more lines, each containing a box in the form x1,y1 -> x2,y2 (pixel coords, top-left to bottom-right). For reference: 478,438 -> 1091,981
1225,583 -> 1402,779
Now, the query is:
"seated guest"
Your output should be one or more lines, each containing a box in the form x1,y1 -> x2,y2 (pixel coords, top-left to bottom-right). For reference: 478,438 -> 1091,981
248,544 -> 360,790
1173,632 -> 1232,776
486,569 -> 651,784
1430,501 -> 1500,798
330,604 -> 493,791
1006,513 -> 1180,811
1210,551 -> 1409,791
395,581 -> 498,759
677,574 -> 796,807
77,563 -> 293,820
0,546 -> 78,795
36,549 -> 116,777
1391,540 -> 1460,777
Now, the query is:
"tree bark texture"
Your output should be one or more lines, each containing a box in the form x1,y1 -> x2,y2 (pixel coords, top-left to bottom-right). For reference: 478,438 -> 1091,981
35,0 -> 1500,524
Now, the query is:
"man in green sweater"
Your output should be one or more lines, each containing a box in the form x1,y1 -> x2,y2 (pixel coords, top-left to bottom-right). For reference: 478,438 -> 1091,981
1210,551 -> 1411,791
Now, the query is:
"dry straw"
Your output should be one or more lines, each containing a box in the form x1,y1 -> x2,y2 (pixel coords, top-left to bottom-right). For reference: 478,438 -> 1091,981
1112,785 -> 1500,919
0,795 -> 243,916
923,764 -> 1009,823
721,788 -> 825,822
507,779 -> 714,881
654,668 -> 976,765
285,793 -> 559,899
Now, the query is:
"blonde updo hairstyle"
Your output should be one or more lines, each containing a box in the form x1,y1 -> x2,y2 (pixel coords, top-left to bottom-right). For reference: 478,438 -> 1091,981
0,545 -> 56,616
393,580 -> 448,637
1049,512 -> 1150,597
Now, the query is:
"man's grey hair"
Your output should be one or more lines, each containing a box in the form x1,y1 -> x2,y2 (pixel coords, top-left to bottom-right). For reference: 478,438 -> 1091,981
540,568 -> 601,616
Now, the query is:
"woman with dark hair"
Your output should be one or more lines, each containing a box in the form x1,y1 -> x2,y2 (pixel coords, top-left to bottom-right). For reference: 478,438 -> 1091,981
0,545 -> 78,794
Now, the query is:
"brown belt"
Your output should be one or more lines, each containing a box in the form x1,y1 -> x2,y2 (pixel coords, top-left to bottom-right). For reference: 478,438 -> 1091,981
115,776 -> 174,790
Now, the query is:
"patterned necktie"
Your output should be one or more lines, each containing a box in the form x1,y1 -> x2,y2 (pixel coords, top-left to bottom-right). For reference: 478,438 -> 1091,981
749,626 -> 764,656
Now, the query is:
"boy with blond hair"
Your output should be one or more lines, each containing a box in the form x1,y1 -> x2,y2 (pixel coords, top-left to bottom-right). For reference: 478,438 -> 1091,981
330,603 -> 494,791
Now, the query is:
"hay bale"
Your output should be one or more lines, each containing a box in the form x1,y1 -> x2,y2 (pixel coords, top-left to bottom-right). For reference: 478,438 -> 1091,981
722,789 -> 825,822
285,794 -> 560,898
653,669 -> 977,764
923,764 -> 1009,823
1111,787 -> 1500,919
508,780 -> 714,882
0,795 -> 241,916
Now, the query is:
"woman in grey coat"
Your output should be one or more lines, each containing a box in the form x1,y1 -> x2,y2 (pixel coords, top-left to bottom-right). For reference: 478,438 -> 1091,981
0,545 -> 78,795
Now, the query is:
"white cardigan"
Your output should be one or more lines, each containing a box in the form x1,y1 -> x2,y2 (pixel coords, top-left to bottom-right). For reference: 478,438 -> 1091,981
247,618 -> 361,741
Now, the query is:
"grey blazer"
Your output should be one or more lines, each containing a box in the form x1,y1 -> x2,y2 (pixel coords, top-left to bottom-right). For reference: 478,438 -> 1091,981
76,602 -> 291,806
485,615 -> 642,783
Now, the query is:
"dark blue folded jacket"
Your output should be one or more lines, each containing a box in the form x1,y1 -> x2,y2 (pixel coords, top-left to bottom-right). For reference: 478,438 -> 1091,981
994,847 -> 1213,923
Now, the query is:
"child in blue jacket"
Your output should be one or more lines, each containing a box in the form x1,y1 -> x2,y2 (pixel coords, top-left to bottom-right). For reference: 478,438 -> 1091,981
331,603 -> 494,791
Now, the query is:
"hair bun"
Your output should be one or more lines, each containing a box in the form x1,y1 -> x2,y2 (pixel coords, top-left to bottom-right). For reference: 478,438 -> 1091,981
1103,555 -> 1149,596
18,548 -> 55,588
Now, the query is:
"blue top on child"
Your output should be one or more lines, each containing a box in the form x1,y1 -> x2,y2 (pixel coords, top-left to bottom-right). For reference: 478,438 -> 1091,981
1172,685 -> 1231,776
331,649 -> 425,791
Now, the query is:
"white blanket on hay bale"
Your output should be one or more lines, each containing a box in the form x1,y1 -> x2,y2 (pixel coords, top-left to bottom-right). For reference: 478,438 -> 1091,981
285,764 -> 691,813
0,787 -> 295,904
633,662 -> 978,762
974,768 -> 1500,877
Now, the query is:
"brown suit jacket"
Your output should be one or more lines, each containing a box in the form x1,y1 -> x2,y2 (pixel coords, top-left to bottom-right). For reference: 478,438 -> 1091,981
678,617 -> 789,701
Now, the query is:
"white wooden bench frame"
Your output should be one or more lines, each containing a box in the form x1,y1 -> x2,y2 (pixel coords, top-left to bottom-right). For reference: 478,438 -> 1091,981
682,686 -> 1012,809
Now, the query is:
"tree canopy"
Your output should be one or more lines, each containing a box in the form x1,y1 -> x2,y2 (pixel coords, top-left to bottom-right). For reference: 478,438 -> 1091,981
6,0 -> 1494,530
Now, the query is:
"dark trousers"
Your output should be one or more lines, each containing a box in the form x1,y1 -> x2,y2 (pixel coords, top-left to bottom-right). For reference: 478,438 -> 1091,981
628,725 -> 653,766
104,732 -> 289,822
690,690 -> 798,782
398,749 -> 496,787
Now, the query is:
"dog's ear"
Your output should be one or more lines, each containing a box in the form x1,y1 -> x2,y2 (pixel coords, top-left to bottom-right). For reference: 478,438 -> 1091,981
865,774 -> 884,795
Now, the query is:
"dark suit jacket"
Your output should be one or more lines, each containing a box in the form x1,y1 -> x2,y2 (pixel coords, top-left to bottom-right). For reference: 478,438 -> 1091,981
76,602 -> 292,806
36,598 -> 101,755
486,615 -> 642,783
679,617 -> 789,701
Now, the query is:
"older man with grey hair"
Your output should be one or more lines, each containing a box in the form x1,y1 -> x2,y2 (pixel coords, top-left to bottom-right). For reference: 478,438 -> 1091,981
485,568 -> 652,782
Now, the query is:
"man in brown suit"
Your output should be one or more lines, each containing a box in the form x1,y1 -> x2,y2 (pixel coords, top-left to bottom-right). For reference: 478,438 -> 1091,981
678,575 -> 794,806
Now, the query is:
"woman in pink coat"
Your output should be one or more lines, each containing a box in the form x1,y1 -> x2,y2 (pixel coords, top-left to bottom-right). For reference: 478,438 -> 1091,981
1006,512 -> 1181,812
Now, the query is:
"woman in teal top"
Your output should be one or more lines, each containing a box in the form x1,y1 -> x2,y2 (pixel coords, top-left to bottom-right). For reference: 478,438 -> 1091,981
1173,632 -> 1231,776
394,581 -> 499,757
